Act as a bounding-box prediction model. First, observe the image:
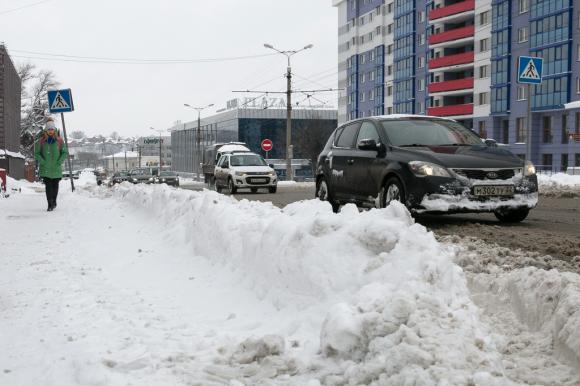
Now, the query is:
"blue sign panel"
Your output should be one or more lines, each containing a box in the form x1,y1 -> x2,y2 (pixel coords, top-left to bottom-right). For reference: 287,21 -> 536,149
517,56 -> 543,85
47,89 -> 74,113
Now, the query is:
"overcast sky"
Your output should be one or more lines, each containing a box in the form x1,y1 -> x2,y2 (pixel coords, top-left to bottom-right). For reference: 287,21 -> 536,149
1,0 -> 338,137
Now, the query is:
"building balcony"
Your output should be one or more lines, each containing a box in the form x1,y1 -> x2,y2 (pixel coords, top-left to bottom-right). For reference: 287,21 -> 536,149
429,77 -> 474,93
427,103 -> 474,116
429,52 -> 474,69
428,25 -> 475,45
429,0 -> 475,21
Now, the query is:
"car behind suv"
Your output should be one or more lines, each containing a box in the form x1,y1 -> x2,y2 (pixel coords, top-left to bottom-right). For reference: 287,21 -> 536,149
214,152 -> 277,194
315,116 -> 538,222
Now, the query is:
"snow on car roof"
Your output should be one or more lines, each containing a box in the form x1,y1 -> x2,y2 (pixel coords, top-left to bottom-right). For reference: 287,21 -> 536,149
217,144 -> 250,153
372,114 -> 457,121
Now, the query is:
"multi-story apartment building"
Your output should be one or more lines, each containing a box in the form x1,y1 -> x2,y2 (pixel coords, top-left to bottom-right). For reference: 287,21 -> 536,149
334,0 -> 580,170
0,44 -> 23,178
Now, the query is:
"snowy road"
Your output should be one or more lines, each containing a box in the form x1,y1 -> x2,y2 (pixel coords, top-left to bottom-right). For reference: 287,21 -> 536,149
1,176 -> 580,385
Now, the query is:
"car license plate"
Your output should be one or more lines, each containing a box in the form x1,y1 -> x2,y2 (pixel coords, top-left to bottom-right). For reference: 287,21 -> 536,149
252,178 -> 267,183
473,185 -> 514,196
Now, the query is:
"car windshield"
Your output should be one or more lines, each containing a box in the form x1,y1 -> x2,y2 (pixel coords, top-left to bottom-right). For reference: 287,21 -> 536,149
230,154 -> 267,167
380,119 -> 483,147
160,171 -> 176,176
115,172 -> 128,177
131,169 -> 148,175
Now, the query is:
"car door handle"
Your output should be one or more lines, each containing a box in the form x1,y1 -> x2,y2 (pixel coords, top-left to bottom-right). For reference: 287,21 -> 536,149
347,159 -> 355,165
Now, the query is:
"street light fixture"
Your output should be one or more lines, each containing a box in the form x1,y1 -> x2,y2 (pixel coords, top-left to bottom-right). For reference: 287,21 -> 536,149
263,43 -> 313,181
184,103 -> 214,181
150,127 -> 164,171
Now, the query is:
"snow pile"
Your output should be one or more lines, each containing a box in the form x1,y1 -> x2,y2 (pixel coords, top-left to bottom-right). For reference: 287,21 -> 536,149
4,175 -> 43,194
538,173 -> 580,197
75,170 -> 97,188
107,184 -> 511,384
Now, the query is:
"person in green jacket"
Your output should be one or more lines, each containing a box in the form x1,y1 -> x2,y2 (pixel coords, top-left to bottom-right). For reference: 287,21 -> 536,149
34,119 -> 68,211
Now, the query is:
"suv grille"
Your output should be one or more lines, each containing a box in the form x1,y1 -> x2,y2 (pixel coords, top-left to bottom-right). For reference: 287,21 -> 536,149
247,171 -> 270,176
453,169 -> 516,180
247,177 -> 271,185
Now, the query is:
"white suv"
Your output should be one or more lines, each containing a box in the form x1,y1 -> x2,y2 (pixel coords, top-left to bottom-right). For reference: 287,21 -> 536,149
214,152 -> 277,194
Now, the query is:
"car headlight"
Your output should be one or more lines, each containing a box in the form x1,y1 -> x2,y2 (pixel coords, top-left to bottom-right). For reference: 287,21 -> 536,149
149,177 -> 154,182
235,171 -> 246,176
132,178 -> 138,182
268,171 -> 276,176
161,178 -> 166,182
524,160 -> 536,176
408,161 -> 452,177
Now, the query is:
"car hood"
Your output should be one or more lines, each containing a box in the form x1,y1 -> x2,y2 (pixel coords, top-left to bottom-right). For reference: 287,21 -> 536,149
395,145 -> 524,169
231,166 -> 274,173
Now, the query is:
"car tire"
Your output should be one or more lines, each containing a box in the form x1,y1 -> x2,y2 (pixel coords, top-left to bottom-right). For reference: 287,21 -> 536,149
268,186 -> 277,194
216,184 -> 222,193
494,207 -> 530,223
228,178 -> 237,195
380,177 -> 405,208
316,177 -> 339,213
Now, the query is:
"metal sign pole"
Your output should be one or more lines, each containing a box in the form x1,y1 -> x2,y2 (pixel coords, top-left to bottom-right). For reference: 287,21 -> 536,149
60,113 -> 75,192
525,83 -> 532,176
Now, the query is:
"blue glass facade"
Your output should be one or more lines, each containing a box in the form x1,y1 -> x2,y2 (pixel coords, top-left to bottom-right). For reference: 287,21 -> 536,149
490,0 -> 511,114
393,0 -> 416,114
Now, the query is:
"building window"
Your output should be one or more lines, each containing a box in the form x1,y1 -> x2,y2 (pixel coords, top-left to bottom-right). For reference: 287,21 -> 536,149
519,0 -> 529,13
351,37 -> 356,46
576,112 -> 580,133
387,44 -> 393,54
562,114 -> 569,144
478,92 -> 489,105
417,33 -> 425,45
418,78 -> 425,91
479,65 -> 489,78
479,11 -> 490,26
502,120 -> 509,144
387,85 -> 393,96
360,92 -> 365,102
517,86 -> 527,101
418,56 -> 425,68
376,26 -> 382,36
479,38 -> 489,52
478,121 -> 487,138
516,117 -> 526,143
360,35 -> 365,45
387,106 -> 393,114
542,154 -> 553,169
387,23 -> 393,34
561,154 -> 568,171
387,65 -> 393,76
359,15 -> 365,26
543,116 -> 553,143
577,77 -> 580,93
360,73 -> 366,83
418,11 -> 425,23
518,26 -> 528,43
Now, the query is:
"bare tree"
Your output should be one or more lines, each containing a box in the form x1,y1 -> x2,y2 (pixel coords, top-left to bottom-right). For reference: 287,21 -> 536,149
70,130 -> 86,140
110,131 -> 120,141
18,63 -> 59,156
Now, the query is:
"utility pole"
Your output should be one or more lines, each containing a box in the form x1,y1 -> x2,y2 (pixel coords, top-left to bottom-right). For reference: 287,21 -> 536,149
184,103 -> 214,181
286,63 -> 293,180
150,127 -> 164,171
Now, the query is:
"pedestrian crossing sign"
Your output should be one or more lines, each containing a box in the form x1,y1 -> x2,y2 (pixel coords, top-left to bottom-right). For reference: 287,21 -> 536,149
47,89 -> 74,113
517,56 -> 543,84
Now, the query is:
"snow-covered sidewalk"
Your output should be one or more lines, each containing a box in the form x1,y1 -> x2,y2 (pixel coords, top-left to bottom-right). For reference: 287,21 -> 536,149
1,177 -> 579,385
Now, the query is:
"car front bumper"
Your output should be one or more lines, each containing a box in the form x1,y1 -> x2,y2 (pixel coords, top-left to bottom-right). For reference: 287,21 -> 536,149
405,174 -> 539,214
234,175 -> 277,188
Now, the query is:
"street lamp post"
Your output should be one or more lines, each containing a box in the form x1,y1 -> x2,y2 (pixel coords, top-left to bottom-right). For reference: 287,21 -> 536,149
150,127 -> 164,170
263,43 -> 313,181
184,103 -> 214,181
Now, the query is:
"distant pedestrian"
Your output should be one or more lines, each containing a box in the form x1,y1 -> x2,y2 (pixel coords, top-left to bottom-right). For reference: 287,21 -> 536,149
34,119 -> 68,211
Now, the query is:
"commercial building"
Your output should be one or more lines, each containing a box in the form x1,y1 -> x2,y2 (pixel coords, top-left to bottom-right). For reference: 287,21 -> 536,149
333,0 -> 580,170
136,136 -> 171,167
0,45 -> 23,178
169,99 -> 337,178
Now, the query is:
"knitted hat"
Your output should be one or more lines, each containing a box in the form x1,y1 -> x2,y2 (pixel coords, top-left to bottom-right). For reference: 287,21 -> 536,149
45,121 -> 56,131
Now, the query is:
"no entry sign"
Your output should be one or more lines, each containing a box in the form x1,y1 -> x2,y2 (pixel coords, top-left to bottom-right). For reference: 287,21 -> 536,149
261,139 -> 273,152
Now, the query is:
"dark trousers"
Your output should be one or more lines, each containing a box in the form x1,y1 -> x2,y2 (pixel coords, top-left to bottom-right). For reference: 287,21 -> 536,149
43,177 -> 60,206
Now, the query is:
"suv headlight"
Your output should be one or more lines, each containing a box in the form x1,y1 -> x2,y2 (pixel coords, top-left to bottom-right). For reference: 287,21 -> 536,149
268,171 -> 276,176
408,161 -> 452,177
524,160 -> 536,176
235,171 -> 246,176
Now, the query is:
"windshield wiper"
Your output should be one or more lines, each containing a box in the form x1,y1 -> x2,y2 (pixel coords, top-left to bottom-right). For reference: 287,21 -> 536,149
399,144 -> 427,147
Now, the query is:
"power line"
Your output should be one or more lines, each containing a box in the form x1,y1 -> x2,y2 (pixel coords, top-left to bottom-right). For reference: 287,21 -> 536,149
10,49 -> 277,64
0,0 -> 52,15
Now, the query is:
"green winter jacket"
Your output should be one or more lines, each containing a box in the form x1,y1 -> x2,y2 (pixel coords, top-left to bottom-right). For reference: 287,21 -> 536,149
34,136 -> 68,179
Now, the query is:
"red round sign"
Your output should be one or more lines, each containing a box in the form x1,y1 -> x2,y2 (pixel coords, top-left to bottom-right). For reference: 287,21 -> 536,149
261,139 -> 273,152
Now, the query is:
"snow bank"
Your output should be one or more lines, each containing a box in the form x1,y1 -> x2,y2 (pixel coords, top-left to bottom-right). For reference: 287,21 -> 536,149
4,175 -> 43,194
538,173 -> 580,197
106,184 -> 512,384
469,267 -> 580,371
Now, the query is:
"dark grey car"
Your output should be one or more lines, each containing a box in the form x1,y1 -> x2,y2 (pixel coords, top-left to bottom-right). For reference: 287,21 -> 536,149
315,116 -> 538,222
129,168 -> 155,184
155,171 -> 179,187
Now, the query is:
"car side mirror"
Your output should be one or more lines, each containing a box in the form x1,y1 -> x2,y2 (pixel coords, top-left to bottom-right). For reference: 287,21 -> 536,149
484,139 -> 498,147
268,164 -> 274,169
358,138 -> 378,151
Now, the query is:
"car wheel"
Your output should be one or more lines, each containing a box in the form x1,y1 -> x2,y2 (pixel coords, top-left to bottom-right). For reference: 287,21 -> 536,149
494,207 -> 530,223
268,186 -> 277,194
228,178 -> 237,195
216,184 -> 222,193
251,188 -> 258,193
316,177 -> 339,213
380,177 -> 405,208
